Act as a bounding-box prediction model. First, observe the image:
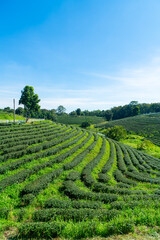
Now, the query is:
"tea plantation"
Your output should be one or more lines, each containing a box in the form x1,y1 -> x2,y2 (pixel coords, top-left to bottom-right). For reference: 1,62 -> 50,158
98,113 -> 160,146
1,121 -> 160,239
56,114 -> 105,125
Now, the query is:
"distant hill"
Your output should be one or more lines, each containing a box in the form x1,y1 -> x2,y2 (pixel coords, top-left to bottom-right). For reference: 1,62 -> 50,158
97,113 -> 160,146
56,114 -> 105,125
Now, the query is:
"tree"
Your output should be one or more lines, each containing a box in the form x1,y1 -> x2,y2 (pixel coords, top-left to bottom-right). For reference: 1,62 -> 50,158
129,101 -> 138,105
69,111 -> 77,116
104,110 -> 113,121
132,106 -> 140,116
56,105 -> 66,115
83,110 -> 89,116
19,86 -> 40,122
4,107 -> 13,113
15,107 -> 24,115
46,111 -> 57,121
47,109 -> 57,121
76,108 -> 81,116
81,121 -> 91,128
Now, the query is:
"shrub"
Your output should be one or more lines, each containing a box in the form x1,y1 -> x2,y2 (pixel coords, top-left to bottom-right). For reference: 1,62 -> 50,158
81,121 -> 91,128
104,126 -> 127,141
18,222 -> 65,239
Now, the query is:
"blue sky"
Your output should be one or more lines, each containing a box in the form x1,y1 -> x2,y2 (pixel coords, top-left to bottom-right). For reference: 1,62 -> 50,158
1,0 -> 160,112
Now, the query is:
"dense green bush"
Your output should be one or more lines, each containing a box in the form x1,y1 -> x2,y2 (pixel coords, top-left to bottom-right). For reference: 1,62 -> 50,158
32,208 -> 118,222
81,121 -> 91,128
101,138 -> 115,174
44,199 -> 102,209
18,222 -> 65,239
62,180 -> 118,203
104,126 -> 127,141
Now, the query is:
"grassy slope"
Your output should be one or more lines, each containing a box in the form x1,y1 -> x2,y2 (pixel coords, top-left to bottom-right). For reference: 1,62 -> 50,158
0,112 -> 24,120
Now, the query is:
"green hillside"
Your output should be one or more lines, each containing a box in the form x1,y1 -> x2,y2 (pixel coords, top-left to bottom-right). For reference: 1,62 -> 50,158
56,114 -> 105,125
97,113 -> 160,146
1,121 -> 160,239
0,111 -> 24,121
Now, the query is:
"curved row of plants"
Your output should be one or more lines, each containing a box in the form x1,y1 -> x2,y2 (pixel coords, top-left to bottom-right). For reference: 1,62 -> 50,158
1,121 -> 160,239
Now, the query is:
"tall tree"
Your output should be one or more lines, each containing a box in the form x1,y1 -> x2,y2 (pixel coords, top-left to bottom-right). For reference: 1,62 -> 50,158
76,108 -> 81,116
132,105 -> 140,116
129,101 -> 138,105
19,86 -> 40,122
56,105 -> 66,114
104,110 -> 113,121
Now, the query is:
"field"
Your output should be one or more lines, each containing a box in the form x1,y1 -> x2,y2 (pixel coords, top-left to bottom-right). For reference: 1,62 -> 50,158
96,113 -> 160,146
1,121 -> 160,239
56,114 -> 105,125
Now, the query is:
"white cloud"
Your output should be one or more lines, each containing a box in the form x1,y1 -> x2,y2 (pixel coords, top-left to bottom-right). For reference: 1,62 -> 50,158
93,56 -> 160,88
1,56 -> 160,112
85,57 -> 160,105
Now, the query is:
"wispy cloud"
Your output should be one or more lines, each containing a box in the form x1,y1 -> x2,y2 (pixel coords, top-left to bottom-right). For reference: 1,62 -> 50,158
1,56 -> 160,111
87,57 -> 160,89
84,56 -> 160,105
36,86 -> 113,95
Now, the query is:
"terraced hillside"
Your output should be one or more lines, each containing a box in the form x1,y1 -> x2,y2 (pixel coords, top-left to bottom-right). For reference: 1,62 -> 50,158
56,114 -> 105,125
1,121 -> 160,239
97,113 -> 160,146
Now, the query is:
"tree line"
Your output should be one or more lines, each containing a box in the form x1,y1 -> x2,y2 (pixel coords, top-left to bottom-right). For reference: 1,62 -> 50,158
1,86 -> 160,122
2,101 -> 160,122
70,101 -> 160,121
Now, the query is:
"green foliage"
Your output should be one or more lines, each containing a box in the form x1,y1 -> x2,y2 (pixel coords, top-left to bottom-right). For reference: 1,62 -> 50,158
44,199 -> 102,209
1,121 -> 160,239
104,126 -> 127,140
0,110 -> 24,120
100,113 -> 160,147
105,110 -> 113,121
137,139 -> 154,150
129,101 -> 139,105
18,222 -> 64,238
0,207 -> 10,219
81,121 -> 91,128
66,171 -> 80,181
132,105 -> 140,116
19,85 -> 40,121
62,180 -> 118,203
56,114 -> 105,125
76,108 -> 81,116
15,107 -> 24,115
56,105 -> 66,114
